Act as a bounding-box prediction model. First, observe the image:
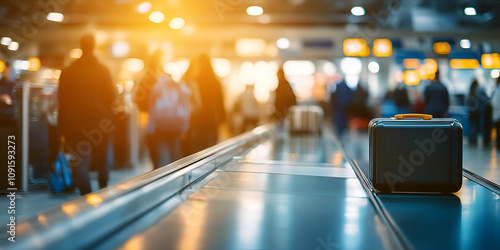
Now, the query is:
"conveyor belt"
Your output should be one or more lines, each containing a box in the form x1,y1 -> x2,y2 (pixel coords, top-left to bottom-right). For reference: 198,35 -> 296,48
8,124 -> 500,249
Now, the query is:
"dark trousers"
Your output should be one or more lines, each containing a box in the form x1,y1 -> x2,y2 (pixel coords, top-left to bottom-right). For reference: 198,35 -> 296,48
146,131 -> 182,169
67,134 -> 110,195
469,112 -> 480,145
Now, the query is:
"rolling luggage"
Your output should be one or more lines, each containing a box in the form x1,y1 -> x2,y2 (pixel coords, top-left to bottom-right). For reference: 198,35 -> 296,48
286,105 -> 323,134
369,114 -> 462,193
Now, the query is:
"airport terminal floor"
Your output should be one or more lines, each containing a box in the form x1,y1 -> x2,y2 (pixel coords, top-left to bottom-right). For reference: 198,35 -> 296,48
1,123 -> 499,249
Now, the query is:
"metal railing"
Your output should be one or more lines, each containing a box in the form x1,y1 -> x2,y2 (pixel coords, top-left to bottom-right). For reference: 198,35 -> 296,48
9,123 -> 278,249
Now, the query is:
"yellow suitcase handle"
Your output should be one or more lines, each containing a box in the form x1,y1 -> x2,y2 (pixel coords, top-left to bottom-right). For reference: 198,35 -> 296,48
394,114 -> 433,120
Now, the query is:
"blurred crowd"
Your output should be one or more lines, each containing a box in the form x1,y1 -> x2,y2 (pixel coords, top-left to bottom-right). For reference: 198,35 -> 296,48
3,34 -> 500,195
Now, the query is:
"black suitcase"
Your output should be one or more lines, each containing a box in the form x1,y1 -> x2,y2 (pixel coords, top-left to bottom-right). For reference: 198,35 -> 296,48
369,114 -> 462,193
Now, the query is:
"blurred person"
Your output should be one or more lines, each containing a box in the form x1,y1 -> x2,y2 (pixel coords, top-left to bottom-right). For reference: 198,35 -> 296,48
237,84 -> 260,133
491,78 -> 500,150
180,59 -> 204,156
347,83 -> 373,130
330,78 -> 353,135
424,70 -> 449,118
0,62 -> 15,124
196,54 -> 225,148
58,35 -> 118,195
393,81 -> 411,113
467,80 -> 490,145
0,62 -> 18,190
135,50 -> 191,169
273,68 -> 297,120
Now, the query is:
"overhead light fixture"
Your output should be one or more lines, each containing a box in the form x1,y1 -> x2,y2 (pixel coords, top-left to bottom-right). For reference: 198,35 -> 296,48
373,38 -> 392,57
28,57 -> 41,71
404,70 -> 421,85
47,12 -> 64,22
449,59 -> 479,69
1,37 -> 11,46
111,41 -> 130,58
491,70 -> 500,79
368,61 -> 380,73
464,7 -> 476,16
149,11 -> 165,23
137,1 -> 152,14
169,17 -> 185,30
433,42 -> 451,55
351,6 -> 365,16
283,60 -> 315,76
343,38 -> 370,57
460,39 -> 471,49
246,6 -> 264,16
276,38 -> 290,49
69,48 -> 82,59
123,58 -> 144,73
8,41 -> 19,51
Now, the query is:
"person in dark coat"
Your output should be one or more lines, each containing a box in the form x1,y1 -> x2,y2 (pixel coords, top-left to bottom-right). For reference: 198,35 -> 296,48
58,35 -> 118,195
424,70 -> 449,118
467,80 -> 490,145
196,54 -> 225,148
330,79 -> 353,135
273,68 -> 297,120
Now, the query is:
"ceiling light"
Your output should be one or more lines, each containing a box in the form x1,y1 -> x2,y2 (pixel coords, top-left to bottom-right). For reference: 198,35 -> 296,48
1,37 -> 11,46
111,41 -> 130,58
8,41 -> 19,51
491,70 -> 500,79
351,6 -> 365,16
460,39 -> 471,49
169,17 -> 185,30
368,61 -> 380,73
246,6 -> 264,16
47,12 -> 64,22
137,2 -> 152,14
276,38 -> 290,49
149,11 -> 165,23
464,7 -> 476,16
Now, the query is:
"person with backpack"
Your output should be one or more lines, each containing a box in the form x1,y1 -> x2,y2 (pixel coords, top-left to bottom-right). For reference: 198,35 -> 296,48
135,50 -> 191,169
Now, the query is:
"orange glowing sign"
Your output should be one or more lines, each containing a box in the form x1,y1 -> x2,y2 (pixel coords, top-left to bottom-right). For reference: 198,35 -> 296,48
449,59 -> 479,69
433,42 -> 451,55
481,53 -> 500,69
404,70 -> 420,85
419,59 -> 438,80
373,39 -> 392,57
403,58 -> 420,69
343,38 -> 370,57
27,57 -> 41,71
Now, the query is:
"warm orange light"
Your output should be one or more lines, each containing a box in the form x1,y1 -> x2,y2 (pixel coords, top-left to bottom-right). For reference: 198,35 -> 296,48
169,17 -> 185,30
449,59 -> 479,69
403,58 -> 420,69
373,39 -> 392,57
481,53 -> 500,69
61,203 -> 79,217
86,194 -> 103,207
149,11 -> 165,23
404,70 -> 420,85
343,38 -> 370,57
27,57 -> 41,71
418,59 -> 437,80
69,48 -> 82,59
235,38 -> 267,57
0,61 -> 5,73
433,42 -> 451,55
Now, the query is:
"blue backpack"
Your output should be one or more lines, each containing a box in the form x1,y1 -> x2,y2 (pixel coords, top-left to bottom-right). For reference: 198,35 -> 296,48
50,152 -> 73,192
148,74 -> 191,133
